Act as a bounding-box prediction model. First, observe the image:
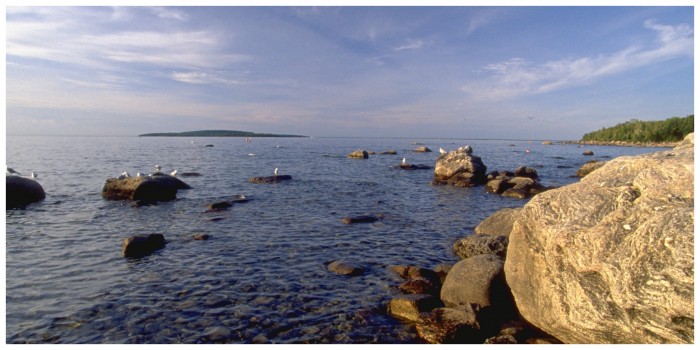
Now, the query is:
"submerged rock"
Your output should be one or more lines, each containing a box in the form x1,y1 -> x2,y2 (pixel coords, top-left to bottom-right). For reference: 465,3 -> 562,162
6,176 -> 46,208
248,175 -> 292,184
413,146 -> 432,152
122,234 -> 165,258
504,133 -> 695,344
387,294 -> 443,323
327,260 -> 364,276
399,163 -> 432,170
416,305 -> 483,344
341,214 -> 383,224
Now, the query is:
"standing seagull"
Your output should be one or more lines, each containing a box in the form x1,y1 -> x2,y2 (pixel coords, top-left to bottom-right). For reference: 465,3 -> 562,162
154,164 -> 161,172
402,158 -> 407,164
170,169 -> 178,176
31,172 -> 37,179
274,168 -> 279,176
6,166 -> 21,175
439,148 -> 447,154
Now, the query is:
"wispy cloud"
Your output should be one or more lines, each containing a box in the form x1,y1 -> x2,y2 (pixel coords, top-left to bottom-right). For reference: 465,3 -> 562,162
393,38 -> 429,51
462,20 -> 693,100
171,71 -> 244,85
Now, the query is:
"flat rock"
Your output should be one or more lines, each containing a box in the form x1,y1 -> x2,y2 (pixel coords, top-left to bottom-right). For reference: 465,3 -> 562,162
102,174 -> 190,202
248,175 -> 292,184
341,214 -> 382,224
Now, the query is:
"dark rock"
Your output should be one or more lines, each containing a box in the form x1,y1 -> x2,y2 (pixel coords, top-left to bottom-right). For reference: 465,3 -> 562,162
205,144 -> 214,147
327,260 -> 364,276
501,188 -> 528,199
399,163 -> 432,170
390,265 -> 441,284
180,172 -> 202,177
582,150 -> 594,156
415,305 -> 484,344
347,149 -> 369,159
485,178 -> 512,194
398,277 -> 440,295
208,201 -> 233,210
434,264 -> 453,285
6,176 -> 46,208
102,174 -> 190,202
484,334 -> 518,344
414,146 -> 432,152
514,166 -> 538,179
453,234 -> 509,260
379,150 -> 398,155
248,175 -> 292,184
341,214 -> 382,224
387,294 -> 443,323
122,234 -> 165,258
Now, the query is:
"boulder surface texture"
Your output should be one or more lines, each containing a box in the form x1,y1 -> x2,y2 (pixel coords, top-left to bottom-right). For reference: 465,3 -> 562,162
504,133 -> 694,344
6,176 -> 46,208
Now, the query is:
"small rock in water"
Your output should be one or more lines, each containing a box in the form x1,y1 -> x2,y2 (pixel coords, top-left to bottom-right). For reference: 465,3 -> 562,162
341,214 -> 382,224
122,234 -> 165,258
327,260 -> 365,276
193,233 -> 211,241
208,201 -> 233,210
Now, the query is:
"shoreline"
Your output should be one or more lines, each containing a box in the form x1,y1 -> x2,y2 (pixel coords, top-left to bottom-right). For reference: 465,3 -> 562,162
560,140 -> 679,148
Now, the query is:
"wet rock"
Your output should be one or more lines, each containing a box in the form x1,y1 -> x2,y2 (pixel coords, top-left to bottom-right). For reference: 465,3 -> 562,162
6,175 -> 46,208
208,201 -> 233,210
387,294 -> 443,323
180,172 -> 202,177
390,265 -> 441,285
500,188 -> 528,199
582,150 -> 594,156
205,144 -> 214,147
248,175 -> 292,184
485,178 -> 511,194
398,277 -> 440,295
341,214 -> 382,224
415,305 -> 483,344
347,149 -> 369,159
122,234 -> 165,258
399,163 -> 432,170
204,326 -> 231,342
434,264 -> 453,285
193,233 -> 211,241
327,260 -> 364,276
484,334 -> 518,344
102,174 -> 190,202
514,166 -> 538,179
413,146 -> 432,152
576,160 -> 606,177
452,234 -> 509,260
378,150 -> 398,155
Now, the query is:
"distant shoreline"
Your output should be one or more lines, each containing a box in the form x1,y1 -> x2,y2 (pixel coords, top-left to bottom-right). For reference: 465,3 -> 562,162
138,130 -> 308,138
560,140 -> 679,148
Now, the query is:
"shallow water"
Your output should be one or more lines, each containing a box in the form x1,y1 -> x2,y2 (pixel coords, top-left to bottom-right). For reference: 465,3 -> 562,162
4,136 -> 666,343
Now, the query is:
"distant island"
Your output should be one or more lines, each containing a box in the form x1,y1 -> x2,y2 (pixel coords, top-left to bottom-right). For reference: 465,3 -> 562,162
139,130 -> 308,138
580,115 -> 693,143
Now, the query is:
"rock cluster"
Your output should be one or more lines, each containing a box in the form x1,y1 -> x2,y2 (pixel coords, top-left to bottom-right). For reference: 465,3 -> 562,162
347,149 -> 369,159
484,166 -> 549,199
503,133 -> 695,344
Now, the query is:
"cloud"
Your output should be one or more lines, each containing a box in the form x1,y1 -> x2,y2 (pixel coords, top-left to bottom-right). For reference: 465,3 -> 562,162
171,71 -> 243,85
393,38 -> 429,51
150,7 -> 188,21
462,20 -> 693,101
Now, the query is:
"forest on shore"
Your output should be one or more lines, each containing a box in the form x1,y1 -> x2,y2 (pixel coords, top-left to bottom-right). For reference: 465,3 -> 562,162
580,115 -> 693,143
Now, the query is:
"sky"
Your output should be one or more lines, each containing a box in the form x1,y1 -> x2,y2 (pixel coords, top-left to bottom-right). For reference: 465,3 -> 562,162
3,3 -> 695,140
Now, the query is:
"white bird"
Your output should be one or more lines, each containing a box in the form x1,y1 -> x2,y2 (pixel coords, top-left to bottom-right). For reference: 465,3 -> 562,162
118,171 -> 130,180
6,166 -> 21,175
402,158 -> 406,164
248,153 -> 257,156
136,171 -> 142,177
154,164 -> 161,172
170,169 -> 178,176
439,148 -> 447,154
30,172 -> 37,179
274,168 -> 279,176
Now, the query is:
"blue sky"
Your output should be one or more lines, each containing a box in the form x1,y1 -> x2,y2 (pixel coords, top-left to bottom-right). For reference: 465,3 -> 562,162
4,4 -> 695,139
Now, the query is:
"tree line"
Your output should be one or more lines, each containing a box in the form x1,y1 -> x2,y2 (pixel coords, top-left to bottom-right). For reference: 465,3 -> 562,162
581,115 -> 694,143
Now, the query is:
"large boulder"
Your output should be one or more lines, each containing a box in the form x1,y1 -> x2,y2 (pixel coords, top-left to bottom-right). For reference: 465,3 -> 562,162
432,145 -> 487,187
475,208 -> 521,236
576,160 -> 607,177
6,176 -> 46,208
452,234 -> 509,260
102,174 -> 191,202
504,133 -> 695,344
440,254 -> 512,310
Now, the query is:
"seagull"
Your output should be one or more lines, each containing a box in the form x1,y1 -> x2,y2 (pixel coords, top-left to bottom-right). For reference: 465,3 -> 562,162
118,171 -> 130,180
31,172 -> 37,179
136,171 -> 142,177
274,168 -> 279,176
154,164 -> 161,172
402,158 -> 406,164
170,169 -> 178,176
439,148 -> 447,154
6,166 -> 21,175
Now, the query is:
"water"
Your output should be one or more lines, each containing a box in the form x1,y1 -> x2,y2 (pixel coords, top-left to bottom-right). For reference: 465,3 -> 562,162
4,136 -> 667,344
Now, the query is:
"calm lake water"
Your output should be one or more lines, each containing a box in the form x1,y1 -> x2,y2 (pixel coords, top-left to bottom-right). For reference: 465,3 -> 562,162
4,136 -> 667,344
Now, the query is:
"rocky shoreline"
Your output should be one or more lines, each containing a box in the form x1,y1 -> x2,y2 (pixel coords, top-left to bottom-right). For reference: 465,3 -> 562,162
561,140 -> 680,148
385,133 -> 694,344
